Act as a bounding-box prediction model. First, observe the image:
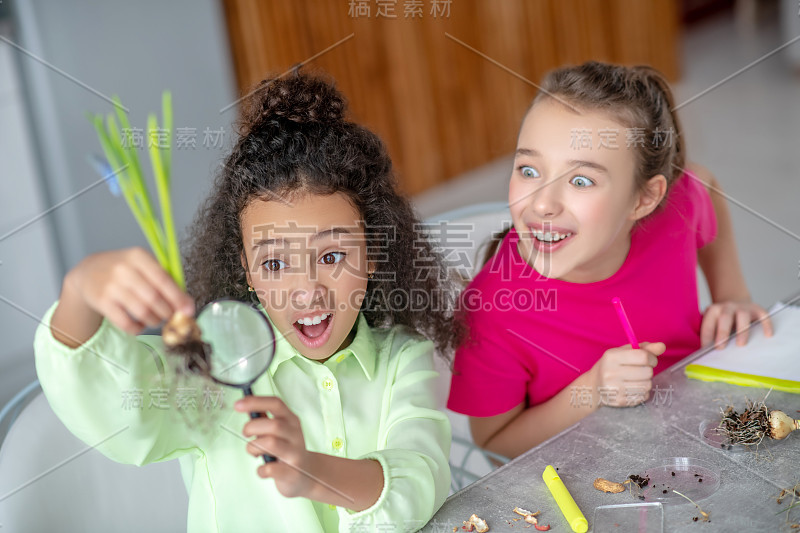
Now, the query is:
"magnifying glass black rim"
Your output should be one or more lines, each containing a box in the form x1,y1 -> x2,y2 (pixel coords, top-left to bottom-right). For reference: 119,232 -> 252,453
198,298 -> 277,390
199,298 -> 279,463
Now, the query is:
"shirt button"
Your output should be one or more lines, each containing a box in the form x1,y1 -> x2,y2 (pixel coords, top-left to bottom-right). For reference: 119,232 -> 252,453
322,378 -> 334,391
332,438 -> 344,451
328,504 -> 336,510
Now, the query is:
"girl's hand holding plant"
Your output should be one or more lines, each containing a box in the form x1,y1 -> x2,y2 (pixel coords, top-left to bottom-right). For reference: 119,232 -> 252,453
64,247 -> 194,336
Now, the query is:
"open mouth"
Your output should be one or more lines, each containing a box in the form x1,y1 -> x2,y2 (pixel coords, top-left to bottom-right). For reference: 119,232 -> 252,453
529,229 -> 574,252
293,312 -> 334,349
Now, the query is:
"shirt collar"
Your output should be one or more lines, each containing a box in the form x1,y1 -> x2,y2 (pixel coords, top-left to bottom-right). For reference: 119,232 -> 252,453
256,305 -> 377,380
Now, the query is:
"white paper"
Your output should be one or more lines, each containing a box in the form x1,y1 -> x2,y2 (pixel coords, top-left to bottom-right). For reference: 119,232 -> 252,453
690,303 -> 800,382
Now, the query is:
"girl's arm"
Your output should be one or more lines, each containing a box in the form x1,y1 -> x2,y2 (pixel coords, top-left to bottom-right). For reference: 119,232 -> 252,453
51,270 -> 104,347
470,342 -> 663,459
470,368 -> 598,459
35,304 -> 204,467
236,395 -> 384,511
51,248 -> 194,347
690,163 -> 773,347
303,454 -> 384,511
36,248 -> 200,466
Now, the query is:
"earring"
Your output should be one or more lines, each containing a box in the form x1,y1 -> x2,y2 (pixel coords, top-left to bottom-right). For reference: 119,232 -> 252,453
368,272 -> 374,279
247,285 -> 260,307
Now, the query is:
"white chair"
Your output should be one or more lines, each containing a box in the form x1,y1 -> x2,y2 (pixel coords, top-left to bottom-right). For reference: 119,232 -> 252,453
422,201 -> 512,281
0,381 -> 188,533
423,202 -> 513,493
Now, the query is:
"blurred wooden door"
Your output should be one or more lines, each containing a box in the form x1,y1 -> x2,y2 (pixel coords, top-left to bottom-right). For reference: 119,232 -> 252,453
222,0 -> 679,195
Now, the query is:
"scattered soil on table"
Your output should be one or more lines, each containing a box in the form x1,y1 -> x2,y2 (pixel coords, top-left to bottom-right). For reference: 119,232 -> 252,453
627,474 -> 650,489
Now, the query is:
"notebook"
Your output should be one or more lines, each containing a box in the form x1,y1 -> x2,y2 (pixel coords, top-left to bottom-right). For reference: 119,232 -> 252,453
684,302 -> 800,394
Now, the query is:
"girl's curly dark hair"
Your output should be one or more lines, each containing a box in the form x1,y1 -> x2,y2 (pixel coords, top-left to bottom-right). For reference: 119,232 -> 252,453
183,71 -> 463,356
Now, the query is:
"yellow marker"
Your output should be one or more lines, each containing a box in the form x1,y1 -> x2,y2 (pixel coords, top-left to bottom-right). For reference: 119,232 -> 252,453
542,465 -> 588,533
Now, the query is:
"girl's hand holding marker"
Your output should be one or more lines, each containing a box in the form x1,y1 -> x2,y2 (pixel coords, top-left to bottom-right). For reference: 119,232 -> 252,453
591,341 -> 665,407
590,297 -> 664,407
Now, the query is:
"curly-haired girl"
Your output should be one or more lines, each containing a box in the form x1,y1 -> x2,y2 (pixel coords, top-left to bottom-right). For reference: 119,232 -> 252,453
35,72 -> 458,532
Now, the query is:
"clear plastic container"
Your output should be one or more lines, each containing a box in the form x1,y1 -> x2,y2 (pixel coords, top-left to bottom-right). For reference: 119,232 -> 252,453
593,502 -> 664,533
633,457 -> 720,504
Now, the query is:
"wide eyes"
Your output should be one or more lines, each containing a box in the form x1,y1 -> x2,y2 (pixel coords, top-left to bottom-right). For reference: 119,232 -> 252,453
261,252 -> 345,272
320,252 -> 345,265
263,259 -> 287,272
519,165 -> 595,189
570,175 -> 595,188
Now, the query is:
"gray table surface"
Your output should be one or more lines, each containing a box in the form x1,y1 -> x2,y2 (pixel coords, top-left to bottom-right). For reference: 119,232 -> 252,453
423,310 -> 800,532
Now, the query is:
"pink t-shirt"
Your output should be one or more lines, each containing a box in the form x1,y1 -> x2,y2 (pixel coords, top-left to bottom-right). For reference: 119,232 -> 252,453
448,172 -> 718,417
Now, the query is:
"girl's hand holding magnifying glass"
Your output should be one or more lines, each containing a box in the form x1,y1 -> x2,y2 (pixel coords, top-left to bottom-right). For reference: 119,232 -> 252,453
236,395 -> 384,511
236,396 -> 312,498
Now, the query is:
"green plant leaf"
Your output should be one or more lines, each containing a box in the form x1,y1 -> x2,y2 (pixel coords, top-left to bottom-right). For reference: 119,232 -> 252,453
149,108 -> 183,290
89,92 -> 185,289
92,114 -> 168,268
162,91 -> 172,186
776,500 -> 800,515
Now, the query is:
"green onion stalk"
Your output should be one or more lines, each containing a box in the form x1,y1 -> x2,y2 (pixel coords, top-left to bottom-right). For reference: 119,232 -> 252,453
90,93 -> 201,351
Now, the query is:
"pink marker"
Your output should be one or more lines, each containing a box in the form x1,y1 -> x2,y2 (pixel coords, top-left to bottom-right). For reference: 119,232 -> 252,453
612,297 -> 639,349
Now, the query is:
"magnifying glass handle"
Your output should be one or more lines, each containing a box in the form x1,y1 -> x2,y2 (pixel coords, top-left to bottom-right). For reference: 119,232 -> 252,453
241,386 -> 277,463
249,411 -> 277,463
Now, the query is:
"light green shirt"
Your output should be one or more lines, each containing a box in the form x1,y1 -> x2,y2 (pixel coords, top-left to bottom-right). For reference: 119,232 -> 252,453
34,302 -> 451,532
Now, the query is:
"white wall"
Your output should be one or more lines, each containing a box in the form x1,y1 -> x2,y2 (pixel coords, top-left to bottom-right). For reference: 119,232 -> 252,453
0,20 -> 61,407
0,0 -> 238,407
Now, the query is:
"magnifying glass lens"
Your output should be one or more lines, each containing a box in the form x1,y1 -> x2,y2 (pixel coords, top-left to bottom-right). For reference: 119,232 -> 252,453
195,300 -> 276,387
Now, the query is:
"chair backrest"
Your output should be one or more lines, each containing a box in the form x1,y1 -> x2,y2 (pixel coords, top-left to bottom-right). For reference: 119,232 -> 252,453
422,201 -> 513,281
0,387 -> 188,532
423,203 -> 512,492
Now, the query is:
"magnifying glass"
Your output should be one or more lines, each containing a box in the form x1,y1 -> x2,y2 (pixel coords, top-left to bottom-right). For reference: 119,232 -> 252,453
195,300 -> 278,463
